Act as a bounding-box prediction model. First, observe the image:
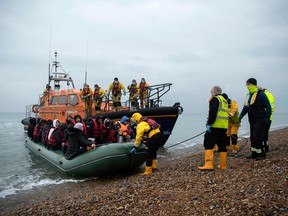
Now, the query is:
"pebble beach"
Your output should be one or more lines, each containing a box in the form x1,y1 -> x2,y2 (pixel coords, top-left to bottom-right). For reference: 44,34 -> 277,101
1,127 -> 287,215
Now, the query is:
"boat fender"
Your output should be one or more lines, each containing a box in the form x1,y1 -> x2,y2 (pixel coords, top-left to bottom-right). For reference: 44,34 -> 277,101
32,104 -> 39,113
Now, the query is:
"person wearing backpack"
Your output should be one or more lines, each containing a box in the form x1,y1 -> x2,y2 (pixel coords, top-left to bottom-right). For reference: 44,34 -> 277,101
130,112 -> 163,175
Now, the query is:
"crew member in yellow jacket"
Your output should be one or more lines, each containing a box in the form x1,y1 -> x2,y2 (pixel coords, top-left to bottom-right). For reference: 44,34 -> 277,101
80,83 -> 93,117
198,86 -> 229,171
107,77 -> 126,111
138,78 -> 150,108
93,84 -> 106,114
130,112 -> 163,175
127,79 -> 139,109
222,93 -> 241,154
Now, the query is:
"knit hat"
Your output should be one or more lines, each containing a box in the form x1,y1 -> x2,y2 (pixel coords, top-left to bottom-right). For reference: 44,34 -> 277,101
246,78 -> 257,85
222,93 -> 228,100
74,123 -> 84,131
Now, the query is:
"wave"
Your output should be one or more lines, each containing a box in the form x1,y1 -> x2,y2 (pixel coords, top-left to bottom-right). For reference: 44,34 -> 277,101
0,175 -> 86,199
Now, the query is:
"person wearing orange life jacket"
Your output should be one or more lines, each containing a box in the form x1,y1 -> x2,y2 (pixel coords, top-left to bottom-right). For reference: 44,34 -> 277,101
80,83 -> 93,117
127,79 -> 139,110
107,77 -> 126,111
93,84 -> 106,114
138,78 -> 150,108
198,86 -> 229,171
130,112 -> 163,175
239,78 -> 271,160
222,93 -> 241,154
262,88 -> 275,152
47,119 -> 64,150
115,116 -> 131,143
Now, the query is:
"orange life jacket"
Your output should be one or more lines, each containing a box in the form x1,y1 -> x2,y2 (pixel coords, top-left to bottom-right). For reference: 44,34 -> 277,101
119,123 -> 129,136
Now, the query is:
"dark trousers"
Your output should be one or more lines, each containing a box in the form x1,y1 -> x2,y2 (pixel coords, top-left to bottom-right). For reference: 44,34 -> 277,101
249,118 -> 265,151
263,119 -> 272,142
204,128 -> 228,152
145,132 -> 163,166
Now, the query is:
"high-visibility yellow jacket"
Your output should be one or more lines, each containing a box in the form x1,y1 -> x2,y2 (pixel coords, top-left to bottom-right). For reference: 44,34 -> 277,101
211,95 -> 229,129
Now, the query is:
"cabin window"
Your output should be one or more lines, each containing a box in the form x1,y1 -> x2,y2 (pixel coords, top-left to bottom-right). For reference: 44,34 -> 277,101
59,95 -> 67,105
40,100 -> 45,107
50,96 -> 58,105
68,94 -> 78,106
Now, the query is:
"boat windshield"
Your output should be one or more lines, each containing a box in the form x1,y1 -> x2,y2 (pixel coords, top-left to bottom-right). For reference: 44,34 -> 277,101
68,94 -> 78,106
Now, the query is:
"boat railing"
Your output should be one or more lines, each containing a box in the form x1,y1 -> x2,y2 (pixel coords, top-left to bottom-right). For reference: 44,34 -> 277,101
124,83 -> 172,109
24,104 -> 38,119
147,83 -> 172,107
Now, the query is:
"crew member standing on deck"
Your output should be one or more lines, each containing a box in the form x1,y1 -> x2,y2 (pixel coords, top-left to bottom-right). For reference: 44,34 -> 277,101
138,78 -> 150,108
80,83 -> 93,117
107,77 -> 126,111
198,86 -> 229,171
127,79 -> 139,110
93,84 -> 106,115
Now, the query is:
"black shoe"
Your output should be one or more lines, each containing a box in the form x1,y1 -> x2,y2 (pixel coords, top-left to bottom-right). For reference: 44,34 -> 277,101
255,155 -> 266,161
246,153 -> 257,159
264,146 -> 269,153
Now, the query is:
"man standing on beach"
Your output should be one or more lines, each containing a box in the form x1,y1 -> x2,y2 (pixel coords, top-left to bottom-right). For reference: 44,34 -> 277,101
198,86 -> 229,171
239,78 -> 271,160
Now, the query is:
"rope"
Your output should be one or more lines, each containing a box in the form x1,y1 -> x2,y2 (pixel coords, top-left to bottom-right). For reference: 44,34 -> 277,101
166,131 -> 206,149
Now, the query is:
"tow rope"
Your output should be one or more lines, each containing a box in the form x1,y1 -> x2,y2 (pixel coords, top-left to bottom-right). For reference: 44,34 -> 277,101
166,131 -> 206,149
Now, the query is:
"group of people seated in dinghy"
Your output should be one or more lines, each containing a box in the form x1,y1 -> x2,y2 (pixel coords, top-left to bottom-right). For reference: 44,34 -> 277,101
27,114 -> 136,160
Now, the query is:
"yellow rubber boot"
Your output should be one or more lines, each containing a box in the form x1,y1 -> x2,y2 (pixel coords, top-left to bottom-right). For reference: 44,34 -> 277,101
198,150 -> 214,171
152,160 -> 157,171
232,144 -> 239,153
140,166 -> 153,175
217,152 -> 227,170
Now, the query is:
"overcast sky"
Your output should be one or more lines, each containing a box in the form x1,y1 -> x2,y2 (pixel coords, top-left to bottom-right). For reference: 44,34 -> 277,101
0,0 -> 287,113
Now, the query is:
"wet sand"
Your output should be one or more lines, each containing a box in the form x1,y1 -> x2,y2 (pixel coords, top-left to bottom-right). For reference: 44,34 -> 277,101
1,128 -> 287,215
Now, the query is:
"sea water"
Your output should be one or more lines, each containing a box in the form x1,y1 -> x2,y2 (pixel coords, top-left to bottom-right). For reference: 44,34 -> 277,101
0,112 -> 287,199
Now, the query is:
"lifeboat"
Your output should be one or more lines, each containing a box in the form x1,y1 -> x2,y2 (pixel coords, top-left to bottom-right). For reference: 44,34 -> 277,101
21,51 -> 183,146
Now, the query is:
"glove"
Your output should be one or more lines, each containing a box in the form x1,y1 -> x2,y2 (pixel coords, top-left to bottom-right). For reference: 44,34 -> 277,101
130,147 -> 137,155
206,125 -> 211,133
123,92 -> 126,96
238,116 -> 242,123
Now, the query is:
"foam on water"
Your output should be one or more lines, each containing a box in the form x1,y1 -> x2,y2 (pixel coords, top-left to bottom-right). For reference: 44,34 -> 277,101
0,174 -> 86,198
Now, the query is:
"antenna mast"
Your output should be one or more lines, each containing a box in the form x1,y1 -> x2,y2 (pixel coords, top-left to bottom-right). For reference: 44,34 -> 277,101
85,41 -> 88,84
48,23 -> 52,84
